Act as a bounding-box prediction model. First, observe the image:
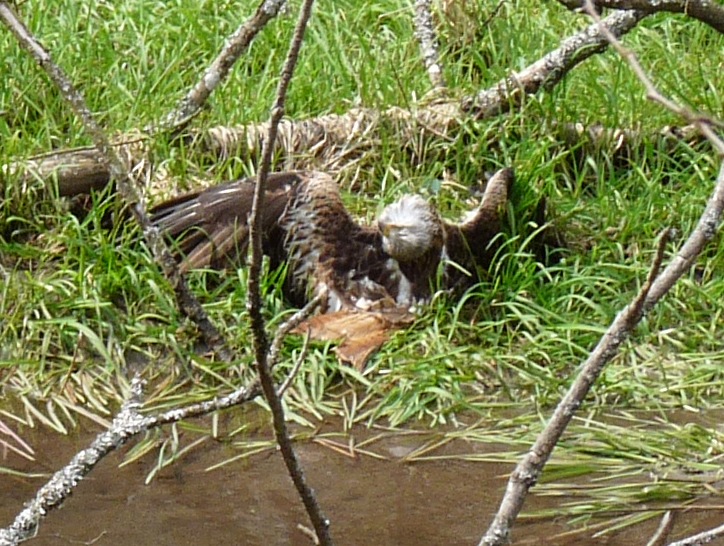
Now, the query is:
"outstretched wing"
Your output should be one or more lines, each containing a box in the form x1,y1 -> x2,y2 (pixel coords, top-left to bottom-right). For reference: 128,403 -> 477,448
279,172 -> 399,310
442,167 -> 514,288
151,172 -> 303,272
151,171 -> 406,311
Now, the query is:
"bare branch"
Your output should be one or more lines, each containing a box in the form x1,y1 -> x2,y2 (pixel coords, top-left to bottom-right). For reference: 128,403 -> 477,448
414,0 -> 446,88
557,0 -> 724,34
154,0 -> 289,132
151,380 -> 262,427
481,0 -> 507,29
479,164 -> 724,546
463,9 -> 649,118
0,377 -> 147,545
480,4 -> 724,543
579,0 -> 724,291
0,289 -> 321,545
4,9 -> 650,194
243,0 -> 333,544
582,2 -> 724,155
268,294 -> 324,370
276,331 -> 312,398
666,521 -> 724,546
0,2 -> 233,361
0,375 -> 263,546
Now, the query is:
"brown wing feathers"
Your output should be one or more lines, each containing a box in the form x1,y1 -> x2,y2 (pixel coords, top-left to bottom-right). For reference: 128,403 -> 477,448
442,167 -> 513,287
151,168 -> 516,308
276,172 -> 393,309
151,172 -> 302,273
151,171 -> 400,310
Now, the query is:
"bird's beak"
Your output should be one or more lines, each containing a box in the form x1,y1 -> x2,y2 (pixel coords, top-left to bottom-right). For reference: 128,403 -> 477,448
378,220 -> 387,237
379,221 -> 395,238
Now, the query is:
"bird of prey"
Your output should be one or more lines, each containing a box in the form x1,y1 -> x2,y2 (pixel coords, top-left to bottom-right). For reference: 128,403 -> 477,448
151,168 -> 513,311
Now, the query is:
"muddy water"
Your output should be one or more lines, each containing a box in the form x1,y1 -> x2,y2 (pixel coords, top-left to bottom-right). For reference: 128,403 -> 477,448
1,424 -> 722,546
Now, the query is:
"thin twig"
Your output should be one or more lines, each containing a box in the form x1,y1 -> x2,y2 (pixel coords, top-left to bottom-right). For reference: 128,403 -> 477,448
480,0 -> 507,30
154,0 -> 289,132
582,1 -> 724,156
268,294 -> 324,369
0,376 -> 263,546
243,0 -> 333,544
277,332 -> 312,398
629,227 -> 672,314
0,2 -> 233,362
480,165 -> 724,546
414,0 -> 446,88
479,4 -> 724,544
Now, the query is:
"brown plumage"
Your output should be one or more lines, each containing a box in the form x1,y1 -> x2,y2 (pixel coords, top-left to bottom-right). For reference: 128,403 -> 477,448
151,168 -> 513,310
152,171 -> 442,311
442,167 -> 514,290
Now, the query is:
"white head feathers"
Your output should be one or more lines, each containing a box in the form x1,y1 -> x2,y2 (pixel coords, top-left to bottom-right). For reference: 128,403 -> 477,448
377,195 -> 442,262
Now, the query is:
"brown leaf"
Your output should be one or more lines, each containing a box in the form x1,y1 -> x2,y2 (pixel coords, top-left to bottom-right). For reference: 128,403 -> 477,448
294,309 -> 414,370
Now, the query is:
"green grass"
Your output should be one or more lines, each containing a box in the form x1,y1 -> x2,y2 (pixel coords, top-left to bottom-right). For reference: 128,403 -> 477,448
1,0 -> 724,535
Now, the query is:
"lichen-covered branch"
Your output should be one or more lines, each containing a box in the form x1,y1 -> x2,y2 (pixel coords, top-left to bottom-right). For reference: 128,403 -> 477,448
414,0 -> 446,88
557,0 -> 724,34
0,291 -> 319,545
480,163 -> 724,546
0,376 -> 264,546
0,1 -> 233,362
2,9 -> 647,196
478,5 -> 724,544
0,378 -> 145,546
666,521 -> 724,546
463,9 -> 648,118
154,0 -> 289,132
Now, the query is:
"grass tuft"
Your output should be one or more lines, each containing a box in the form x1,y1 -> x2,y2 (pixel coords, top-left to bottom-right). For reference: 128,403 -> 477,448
1,0 -> 723,533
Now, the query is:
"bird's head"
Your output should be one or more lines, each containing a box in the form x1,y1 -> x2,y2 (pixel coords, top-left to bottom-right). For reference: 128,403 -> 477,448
377,195 -> 443,262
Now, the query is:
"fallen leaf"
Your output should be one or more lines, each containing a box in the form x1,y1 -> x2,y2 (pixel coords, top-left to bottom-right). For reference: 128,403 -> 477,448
294,309 -> 414,370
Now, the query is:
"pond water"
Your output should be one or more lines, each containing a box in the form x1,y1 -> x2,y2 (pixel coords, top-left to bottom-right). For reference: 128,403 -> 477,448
1,421 -> 722,546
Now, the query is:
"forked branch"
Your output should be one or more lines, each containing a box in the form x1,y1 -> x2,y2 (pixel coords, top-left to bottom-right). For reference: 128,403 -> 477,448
0,377 -> 261,546
3,8 -> 648,195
